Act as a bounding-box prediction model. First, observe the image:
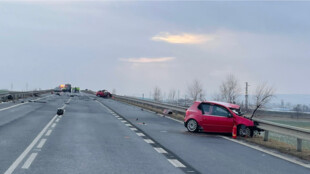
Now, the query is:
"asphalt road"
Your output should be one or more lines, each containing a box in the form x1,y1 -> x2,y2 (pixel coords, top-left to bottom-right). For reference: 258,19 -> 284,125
0,92 -> 309,174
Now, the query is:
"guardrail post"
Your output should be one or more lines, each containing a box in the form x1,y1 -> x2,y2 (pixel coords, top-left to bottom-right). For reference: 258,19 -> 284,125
264,131 -> 269,141
297,138 -> 302,152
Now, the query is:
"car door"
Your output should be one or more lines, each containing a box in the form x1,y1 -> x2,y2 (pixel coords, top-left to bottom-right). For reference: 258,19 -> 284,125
202,104 -> 234,133
199,103 -> 213,132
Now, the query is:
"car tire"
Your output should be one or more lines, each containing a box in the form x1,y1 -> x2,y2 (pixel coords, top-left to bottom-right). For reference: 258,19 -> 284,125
186,119 -> 199,132
238,125 -> 253,137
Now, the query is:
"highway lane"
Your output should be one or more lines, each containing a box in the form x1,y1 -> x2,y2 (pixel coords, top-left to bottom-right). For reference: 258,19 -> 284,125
96,96 -> 310,174
0,94 -> 67,174
4,93 -> 184,174
2,92 -> 309,174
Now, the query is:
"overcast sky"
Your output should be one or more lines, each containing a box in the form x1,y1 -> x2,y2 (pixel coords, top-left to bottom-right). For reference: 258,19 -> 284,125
1,1 -> 310,98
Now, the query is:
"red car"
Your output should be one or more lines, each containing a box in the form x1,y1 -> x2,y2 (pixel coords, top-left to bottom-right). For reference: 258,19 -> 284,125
184,101 -> 258,137
96,90 -> 112,98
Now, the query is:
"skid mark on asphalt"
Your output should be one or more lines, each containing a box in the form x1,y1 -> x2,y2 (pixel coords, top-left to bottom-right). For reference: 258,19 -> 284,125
96,100 -> 201,174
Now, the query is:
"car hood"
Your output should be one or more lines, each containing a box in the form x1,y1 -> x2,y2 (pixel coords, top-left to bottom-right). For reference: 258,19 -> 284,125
234,115 -> 254,126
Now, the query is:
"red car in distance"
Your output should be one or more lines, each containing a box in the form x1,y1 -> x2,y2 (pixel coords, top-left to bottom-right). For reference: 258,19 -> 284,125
184,101 -> 258,137
96,90 -> 112,98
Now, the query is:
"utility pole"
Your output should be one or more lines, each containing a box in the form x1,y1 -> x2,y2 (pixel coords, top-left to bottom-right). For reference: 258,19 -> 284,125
245,82 -> 249,111
177,90 -> 180,106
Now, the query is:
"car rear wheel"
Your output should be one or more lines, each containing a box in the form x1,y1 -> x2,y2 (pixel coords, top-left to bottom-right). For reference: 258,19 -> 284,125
187,119 -> 198,132
238,125 -> 252,137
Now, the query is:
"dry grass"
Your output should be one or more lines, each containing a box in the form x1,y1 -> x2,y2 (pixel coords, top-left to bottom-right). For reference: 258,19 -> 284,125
244,136 -> 310,161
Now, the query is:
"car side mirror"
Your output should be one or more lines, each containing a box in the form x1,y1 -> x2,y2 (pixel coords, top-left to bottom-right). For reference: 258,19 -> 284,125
227,113 -> 233,118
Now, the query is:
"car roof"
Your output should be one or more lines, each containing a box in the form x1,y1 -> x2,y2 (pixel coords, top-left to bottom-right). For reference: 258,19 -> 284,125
201,101 -> 240,109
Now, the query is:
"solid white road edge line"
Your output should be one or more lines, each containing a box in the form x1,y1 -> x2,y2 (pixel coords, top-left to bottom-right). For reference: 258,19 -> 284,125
220,136 -> 310,169
4,114 -> 58,174
161,111 -> 310,169
21,153 -> 38,169
96,97 -> 310,169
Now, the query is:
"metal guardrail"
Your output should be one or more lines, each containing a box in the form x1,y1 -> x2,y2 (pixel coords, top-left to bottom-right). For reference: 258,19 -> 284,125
0,89 -> 53,102
109,94 -> 310,152
252,118 -> 310,151
115,95 -> 187,115
82,91 -> 310,152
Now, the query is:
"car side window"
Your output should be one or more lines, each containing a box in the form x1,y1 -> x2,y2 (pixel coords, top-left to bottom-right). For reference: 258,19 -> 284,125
198,103 -> 211,115
211,105 -> 231,117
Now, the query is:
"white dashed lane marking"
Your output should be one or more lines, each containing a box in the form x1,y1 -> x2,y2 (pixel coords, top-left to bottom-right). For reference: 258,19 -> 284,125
36,139 -> 47,149
21,153 -> 38,169
130,128 -> 137,131
154,147 -> 167,154
167,159 -> 186,168
45,130 -> 52,136
136,133 -> 145,137
51,123 -> 57,128
4,115 -> 58,174
144,139 -> 154,144
96,100 -> 200,174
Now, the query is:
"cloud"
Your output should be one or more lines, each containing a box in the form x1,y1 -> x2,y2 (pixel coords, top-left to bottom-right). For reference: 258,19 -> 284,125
120,57 -> 175,63
151,32 -> 213,44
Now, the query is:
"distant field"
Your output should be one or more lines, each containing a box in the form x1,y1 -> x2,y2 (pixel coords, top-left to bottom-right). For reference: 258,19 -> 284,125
0,90 -> 8,94
267,120 -> 310,130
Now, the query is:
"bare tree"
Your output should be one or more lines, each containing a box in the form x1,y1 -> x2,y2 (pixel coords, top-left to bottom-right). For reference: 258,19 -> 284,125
168,89 -> 176,102
153,86 -> 162,102
219,74 -> 241,103
212,93 -> 222,101
293,104 -> 302,119
251,83 -> 275,118
187,79 -> 205,101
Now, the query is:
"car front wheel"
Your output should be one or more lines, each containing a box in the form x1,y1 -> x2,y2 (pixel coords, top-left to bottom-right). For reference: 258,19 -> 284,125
187,119 -> 198,132
238,125 -> 253,137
